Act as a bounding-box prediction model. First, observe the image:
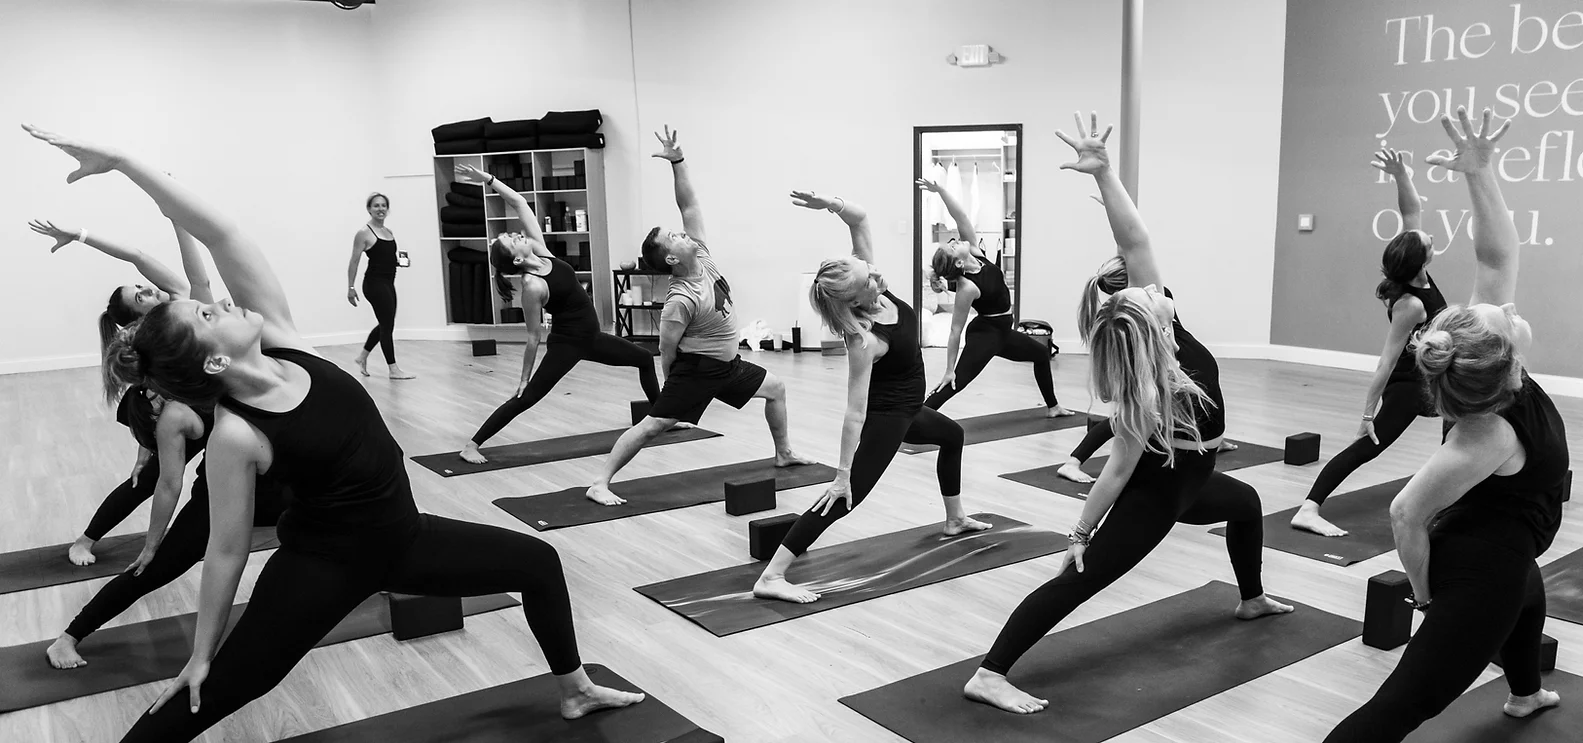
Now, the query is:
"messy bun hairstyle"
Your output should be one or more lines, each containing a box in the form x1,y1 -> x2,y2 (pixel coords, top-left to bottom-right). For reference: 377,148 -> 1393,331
101,302 -> 228,407
1414,306 -> 1523,420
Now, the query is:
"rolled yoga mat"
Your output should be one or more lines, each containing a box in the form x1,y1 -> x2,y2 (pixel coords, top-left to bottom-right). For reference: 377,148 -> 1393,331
839,581 -> 1361,743
0,527 -> 279,597
412,427 -> 722,477
0,593 -> 519,712
1207,477 -> 1408,567
1540,547 -> 1583,626
1400,670 -> 1581,741
1000,440 -> 1285,498
899,408 -> 1103,455
276,664 -> 721,743
494,458 -> 836,532
635,514 -> 1063,637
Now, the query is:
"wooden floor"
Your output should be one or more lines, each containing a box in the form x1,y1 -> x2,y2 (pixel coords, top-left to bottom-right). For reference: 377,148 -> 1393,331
2,341 -> 1580,743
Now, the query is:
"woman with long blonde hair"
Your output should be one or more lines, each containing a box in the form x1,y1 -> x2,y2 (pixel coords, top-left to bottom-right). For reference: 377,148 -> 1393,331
1324,110 -> 1565,742
964,113 -> 1291,714
752,190 -> 990,604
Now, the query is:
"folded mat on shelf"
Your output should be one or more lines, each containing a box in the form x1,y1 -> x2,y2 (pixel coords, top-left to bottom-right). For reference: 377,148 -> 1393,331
450,181 -> 486,197
485,119 -> 540,139
447,247 -> 488,263
432,117 -> 492,142
538,133 -> 604,149
446,191 -> 486,209
442,222 -> 487,239
539,109 -> 603,134
434,139 -> 487,156
486,136 -> 539,153
441,205 -> 487,223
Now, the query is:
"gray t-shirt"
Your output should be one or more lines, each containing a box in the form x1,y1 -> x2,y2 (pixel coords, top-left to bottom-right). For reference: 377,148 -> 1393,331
661,242 -> 739,362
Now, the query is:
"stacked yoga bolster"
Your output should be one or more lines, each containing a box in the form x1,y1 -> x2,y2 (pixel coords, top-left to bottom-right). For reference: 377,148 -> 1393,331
431,117 -> 491,156
447,248 -> 490,324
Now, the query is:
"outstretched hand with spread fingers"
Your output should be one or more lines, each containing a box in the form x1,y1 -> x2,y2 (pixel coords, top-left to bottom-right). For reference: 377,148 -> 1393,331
915,178 -> 943,193
22,124 -> 123,183
1371,148 -> 1413,179
454,162 -> 491,185
1424,107 -> 1510,173
1055,111 -> 1113,174
27,219 -> 78,252
652,125 -> 684,163
789,189 -> 835,211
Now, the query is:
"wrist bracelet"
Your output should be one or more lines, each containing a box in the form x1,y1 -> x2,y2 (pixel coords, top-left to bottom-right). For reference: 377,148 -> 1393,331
671,157 -> 685,165
1362,414 -> 1375,421
1404,594 -> 1431,610
76,228 -> 89,244
828,196 -> 847,215
1069,530 -> 1093,547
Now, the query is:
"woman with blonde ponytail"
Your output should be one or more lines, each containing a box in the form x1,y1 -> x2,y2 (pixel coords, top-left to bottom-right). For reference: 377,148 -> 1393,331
965,113 -> 1290,715
753,190 -> 991,604
1326,110 -> 1565,742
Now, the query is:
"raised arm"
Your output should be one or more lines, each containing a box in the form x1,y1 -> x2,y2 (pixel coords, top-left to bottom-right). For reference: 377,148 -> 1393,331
1372,148 -> 1425,234
28,219 -> 190,298
652,126 -> 706,243
916,178 -> 977,246
1425,109 -> 1517,306
25,125 -> 306,350
458,163 -> 551,257
1057,112 -> 1162,288
173,224 -> 213,304
789,191 -> 872,263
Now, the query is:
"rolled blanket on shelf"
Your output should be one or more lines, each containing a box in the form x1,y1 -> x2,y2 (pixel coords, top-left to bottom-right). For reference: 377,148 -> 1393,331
442,222 -> 487,239
485,119 -> 539,139
447,248 -> 487,264
432,117 -> 492,142
446,191 -> 486,209
485,136 -> 539,153
450,181 -> 485,198
539,110 -> 602,134
537,133 -> 604,149
435,139 -> 487,156
441,206 -> 486,223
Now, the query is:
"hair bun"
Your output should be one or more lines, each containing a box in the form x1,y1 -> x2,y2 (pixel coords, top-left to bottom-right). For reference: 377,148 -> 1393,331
1414,329 -> 1455,375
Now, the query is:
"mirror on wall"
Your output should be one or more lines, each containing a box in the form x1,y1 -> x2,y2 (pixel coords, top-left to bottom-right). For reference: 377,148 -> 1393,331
912,125 -> 1023,347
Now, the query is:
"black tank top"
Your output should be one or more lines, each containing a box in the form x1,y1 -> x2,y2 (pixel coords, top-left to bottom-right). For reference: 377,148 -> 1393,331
1171,314 -> 1226,442
364,226 -> 398,279
1433,374 -> 1569,556
1387,274 -> 1448,382
537,256 -> 598,338
961,257 -> 1012,316
118,387 -> 213,462
867,291 -> 927,415
220,348 -> 419,554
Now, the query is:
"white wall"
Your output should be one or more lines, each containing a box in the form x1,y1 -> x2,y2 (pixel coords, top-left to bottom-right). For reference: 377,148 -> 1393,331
0,0 -> 380,374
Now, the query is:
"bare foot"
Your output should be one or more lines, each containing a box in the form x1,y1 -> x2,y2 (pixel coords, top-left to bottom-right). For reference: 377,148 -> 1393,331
1055,462 -> 1095,484
1290,501 -> 1348,537
388,365 -> 417,380
963,668 -> 1048,714
1218,440 -> 1240,452
355,353 -> 370,377
560,683 -> 646,720
47,635 -> 87,669
753,575 -> 820,603
668,421 -> 697,431
1504,688 -> 1560,718
459,443 -> 488,465
1046,406 -> 1076,418
584,484 -> 626,506
944,515 -> 993,536
68,536 -> 96,566
1235,594 -> 1295,620
775,451 -> 817,467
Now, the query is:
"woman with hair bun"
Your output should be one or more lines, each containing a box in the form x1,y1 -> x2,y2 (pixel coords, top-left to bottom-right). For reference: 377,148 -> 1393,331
1325,109 -> 1566,742
347,192 -> 414,379
1291,148 -> 1447,537
751,189 -> 990,605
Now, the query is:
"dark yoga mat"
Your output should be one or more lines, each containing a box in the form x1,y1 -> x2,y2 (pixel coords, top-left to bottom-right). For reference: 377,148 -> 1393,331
900,409 -> 1102,454
1540,547 -> 1583,626
0,527 -> 280,597
494,458 -> 836,531
1000,440 -> 1285,498
0,593 -> 519,712
277,664 -> 720,743
1403,670 -> 1582,742
1208,477 -> 1407,567
840,581 -> 1361,743
412,427 -> 722,477
636,514 -> 1063,637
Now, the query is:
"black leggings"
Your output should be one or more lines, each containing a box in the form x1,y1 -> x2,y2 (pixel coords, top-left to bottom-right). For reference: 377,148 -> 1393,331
1306,380 -> 1435,505
780,407 -> 964,556
1069,417 -> 1114,463
67,474 -> 286,642
924,314 -> 1058,411
471,333 -> 662,445
83,445 -> 201,541
980,449 -> 1264,675
1323,532 -> 1547,742
120,514 -> 580,743
362,275 -> 398,365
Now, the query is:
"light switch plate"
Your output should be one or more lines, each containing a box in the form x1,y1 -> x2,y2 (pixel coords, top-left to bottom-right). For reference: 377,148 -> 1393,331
1297,214 -> 1315,232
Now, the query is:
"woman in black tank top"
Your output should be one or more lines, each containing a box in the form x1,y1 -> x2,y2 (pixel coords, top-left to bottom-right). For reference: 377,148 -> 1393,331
28,127 -> 642,741
455,164 -> 661,465
1292,147 -> 1451,538
967,114 -> 1289,715
917,178 -> 1073,417
1326,110 -> 1563,742
752,191 -> 991,605
348,193 -> 415,380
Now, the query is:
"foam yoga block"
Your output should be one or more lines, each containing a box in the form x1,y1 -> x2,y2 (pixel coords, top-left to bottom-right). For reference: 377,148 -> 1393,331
1363,570 -> 1413,650
749,514 -> 798,560
1285,432 -> 1321,465
724,477 -> 776,516
630,400 -> 651,425
1490,634 -> 1558,671
472,339 -> 496,357
388,594 -> 463,641
1565,470 -> 1573,503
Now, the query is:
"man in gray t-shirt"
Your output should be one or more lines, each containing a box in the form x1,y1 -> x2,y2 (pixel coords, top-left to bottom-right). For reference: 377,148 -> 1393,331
585,126 -> 815,506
